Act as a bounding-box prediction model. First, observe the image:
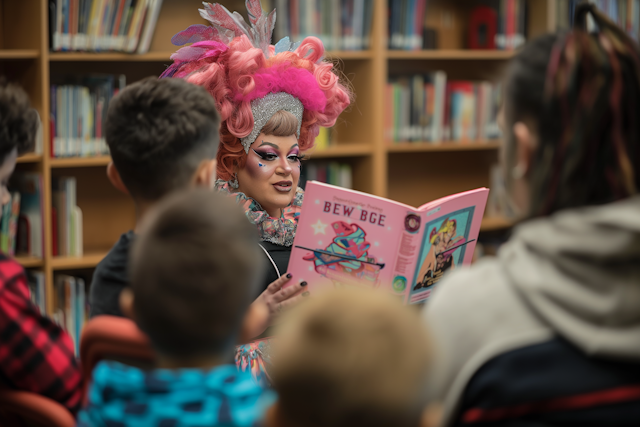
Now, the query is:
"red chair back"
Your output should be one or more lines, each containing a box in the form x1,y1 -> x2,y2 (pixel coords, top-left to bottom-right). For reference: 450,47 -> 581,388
0,389 -> 75,427
79,316 -> 155,404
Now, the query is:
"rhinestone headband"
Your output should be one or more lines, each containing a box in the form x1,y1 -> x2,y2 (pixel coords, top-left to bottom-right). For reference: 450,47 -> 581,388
241,92 -> 304,153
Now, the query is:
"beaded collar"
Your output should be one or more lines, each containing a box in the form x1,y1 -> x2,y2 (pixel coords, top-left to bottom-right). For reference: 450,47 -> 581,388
215,180 -> 304,247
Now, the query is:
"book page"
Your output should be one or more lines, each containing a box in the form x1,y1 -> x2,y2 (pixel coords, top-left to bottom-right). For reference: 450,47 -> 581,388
409,188 -> 489,304
287,181 -> 412,298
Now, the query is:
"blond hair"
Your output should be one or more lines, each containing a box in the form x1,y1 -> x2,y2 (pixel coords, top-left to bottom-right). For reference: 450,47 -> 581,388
272,289 -> 432,427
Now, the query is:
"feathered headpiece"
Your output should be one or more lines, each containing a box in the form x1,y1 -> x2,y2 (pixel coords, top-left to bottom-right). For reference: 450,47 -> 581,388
161,0 -> 352,181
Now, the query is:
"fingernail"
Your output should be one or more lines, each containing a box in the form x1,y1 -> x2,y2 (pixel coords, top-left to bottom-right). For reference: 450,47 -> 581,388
286,273 -> 292,279
300,281 -> 308,287
302,292 -> 310,297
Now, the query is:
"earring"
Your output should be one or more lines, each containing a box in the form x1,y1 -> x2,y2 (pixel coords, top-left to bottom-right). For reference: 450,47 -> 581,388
229,173 -> 239,189
511,164 -> 525,180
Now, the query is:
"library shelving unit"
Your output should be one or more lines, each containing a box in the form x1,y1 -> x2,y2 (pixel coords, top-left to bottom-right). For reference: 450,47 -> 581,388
1,0 -> 558,315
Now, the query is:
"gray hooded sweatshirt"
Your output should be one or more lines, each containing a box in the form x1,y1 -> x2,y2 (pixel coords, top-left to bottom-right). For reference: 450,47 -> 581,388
423,195 -> 640,426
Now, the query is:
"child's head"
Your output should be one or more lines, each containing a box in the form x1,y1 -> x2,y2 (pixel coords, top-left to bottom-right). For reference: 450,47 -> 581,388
124,189 -> 266,362
271,289 -> 436,427
105,77 -> 220,203
0,79 -> 37,205
502,4 -> 640,217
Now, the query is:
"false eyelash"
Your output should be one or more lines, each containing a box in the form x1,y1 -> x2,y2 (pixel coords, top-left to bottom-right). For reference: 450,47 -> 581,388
292,154 -> 306,161
252,149 -> 272,160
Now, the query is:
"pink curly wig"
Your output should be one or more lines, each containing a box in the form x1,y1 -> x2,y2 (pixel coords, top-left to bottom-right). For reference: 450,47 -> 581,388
162,31 -> 352,181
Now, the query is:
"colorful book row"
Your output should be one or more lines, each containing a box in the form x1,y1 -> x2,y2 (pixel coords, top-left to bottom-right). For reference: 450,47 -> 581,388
557,0 -> 640,40
301,161 -> 353,189
263,0 -> 374,51
53,274 -> 87,355
385,73 -> 502,143
50,0 -> 164,53
50,74 -> 125,158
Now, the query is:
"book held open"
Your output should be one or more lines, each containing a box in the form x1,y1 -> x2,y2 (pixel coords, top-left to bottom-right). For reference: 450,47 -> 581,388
287,181 -> 489,304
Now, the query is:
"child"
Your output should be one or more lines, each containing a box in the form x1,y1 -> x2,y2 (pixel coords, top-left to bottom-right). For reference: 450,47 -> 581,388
78,189 -> 275,426
90,77 -> 304,332
0,79 -> 82,413
424,5 -> 640,426
269,289 -> 440,427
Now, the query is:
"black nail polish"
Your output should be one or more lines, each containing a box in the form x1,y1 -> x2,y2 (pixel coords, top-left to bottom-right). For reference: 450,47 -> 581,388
302,291 -> 310,297
300,281 -> 308,287
286,273 -> 292,279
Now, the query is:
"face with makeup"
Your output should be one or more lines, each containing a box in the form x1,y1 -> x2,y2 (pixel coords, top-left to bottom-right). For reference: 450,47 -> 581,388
236,132 -> 302,218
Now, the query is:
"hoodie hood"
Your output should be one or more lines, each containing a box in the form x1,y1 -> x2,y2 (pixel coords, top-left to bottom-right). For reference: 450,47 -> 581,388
500,195 -> 640,359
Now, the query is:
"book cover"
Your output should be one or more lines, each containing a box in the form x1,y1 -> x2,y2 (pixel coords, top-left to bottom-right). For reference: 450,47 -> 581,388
287,181 -> 488,305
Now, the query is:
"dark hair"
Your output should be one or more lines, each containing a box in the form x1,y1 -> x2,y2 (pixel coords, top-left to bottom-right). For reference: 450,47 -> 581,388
504,4 -> 640,216
130,188 -> 265,358
0,79 -> 37,163
105,77 -> 220,201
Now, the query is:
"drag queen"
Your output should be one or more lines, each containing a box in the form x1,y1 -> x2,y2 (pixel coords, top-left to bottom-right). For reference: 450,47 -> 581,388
162,0 -> 352,383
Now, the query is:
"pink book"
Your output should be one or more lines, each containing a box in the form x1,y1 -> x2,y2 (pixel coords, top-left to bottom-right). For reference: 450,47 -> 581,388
287,182 -> 489,305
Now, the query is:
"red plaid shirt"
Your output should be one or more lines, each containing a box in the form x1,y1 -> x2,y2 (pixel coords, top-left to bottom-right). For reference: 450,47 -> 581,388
0,254 -> 82,413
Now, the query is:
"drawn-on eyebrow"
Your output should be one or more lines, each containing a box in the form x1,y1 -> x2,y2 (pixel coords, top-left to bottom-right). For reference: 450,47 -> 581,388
288,143 -> 299,151
258,141 -> 279,149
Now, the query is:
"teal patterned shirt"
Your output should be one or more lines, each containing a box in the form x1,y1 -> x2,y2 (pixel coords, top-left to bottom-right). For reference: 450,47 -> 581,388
77,361 -> 276,427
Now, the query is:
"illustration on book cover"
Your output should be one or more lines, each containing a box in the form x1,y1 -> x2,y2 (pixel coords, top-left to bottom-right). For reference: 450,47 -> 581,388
300,220 -> 384,289
411,206 -> 476,298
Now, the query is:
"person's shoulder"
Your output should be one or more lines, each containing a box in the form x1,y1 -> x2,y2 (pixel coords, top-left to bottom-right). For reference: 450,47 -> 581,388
89,360 -> 144,398
0,253 -> 25,282
427,257 -> 507,314
206,365 -> 277,418
93,231 -> 135,282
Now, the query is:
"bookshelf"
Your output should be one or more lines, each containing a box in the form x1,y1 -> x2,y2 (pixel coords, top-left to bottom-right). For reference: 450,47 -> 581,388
1,0 -> 561,315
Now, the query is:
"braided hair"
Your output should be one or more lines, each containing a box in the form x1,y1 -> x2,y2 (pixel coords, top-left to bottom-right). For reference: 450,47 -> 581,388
504,3 -> 640,217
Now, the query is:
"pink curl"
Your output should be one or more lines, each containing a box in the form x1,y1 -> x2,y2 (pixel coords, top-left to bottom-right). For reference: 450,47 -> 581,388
226,102 -> 254,138
314,62 -> 338,91
295,37 -> 325,63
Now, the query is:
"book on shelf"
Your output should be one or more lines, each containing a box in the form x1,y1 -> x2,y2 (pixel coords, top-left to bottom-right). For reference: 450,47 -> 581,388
386,73 -> 502,143
286,181 -> 489,305
0,193 -> 21,256
28,271 -> 47,314
557,0 -> 640,40
300,161 -> 352,190
313,127 -> 331,151
52,177 -> 83,258
53,274 -> 87,354
388,0 -> 430,50
264,0 -> 374,50
14,173 -> 45,259
50,74 -> 125,158
50,0 -> 164,53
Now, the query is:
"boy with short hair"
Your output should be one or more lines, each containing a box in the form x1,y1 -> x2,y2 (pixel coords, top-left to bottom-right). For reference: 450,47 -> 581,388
78,189 -> 274,426
90,77 -> 304,327
89,77 -> 220,318
0,79 -> 82,413
270,289 -> 440,427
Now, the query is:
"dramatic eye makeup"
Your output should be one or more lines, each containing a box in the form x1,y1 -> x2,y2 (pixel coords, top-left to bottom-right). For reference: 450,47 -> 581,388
252,142 -> 305,164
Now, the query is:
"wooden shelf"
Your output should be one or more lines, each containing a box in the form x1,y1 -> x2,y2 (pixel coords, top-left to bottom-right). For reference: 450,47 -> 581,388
48,50 -> 373,62
386,50 -> 516,60
49,52 -> 173,61
480,216 -> 514,232
51,252 -> 106,270
325,50 -> 373,59
50,156 -> 111,168
387,141 -> 501,153
17,153 -> 43,163
15,255 -> 43,268
307,144 -> 373,158
0,50 -> 39,60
